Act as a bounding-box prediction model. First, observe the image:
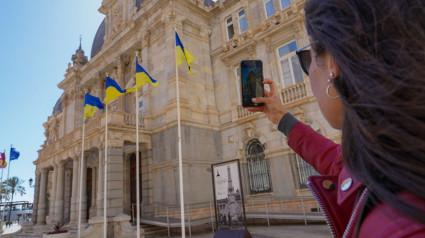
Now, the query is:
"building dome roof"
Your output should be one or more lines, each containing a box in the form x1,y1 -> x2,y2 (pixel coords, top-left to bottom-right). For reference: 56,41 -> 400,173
91,19 -> 106,58
204,0 -> 214,6
52,97 -> 63,115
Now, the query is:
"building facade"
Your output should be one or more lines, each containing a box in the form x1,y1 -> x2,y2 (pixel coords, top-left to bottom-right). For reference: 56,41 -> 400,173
30,0 -> 340,236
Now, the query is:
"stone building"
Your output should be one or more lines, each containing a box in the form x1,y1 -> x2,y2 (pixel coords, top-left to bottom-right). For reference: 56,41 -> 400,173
29,0 -> 340,237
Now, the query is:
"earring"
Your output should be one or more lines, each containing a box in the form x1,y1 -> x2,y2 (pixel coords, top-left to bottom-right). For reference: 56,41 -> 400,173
326,73 -> 339,99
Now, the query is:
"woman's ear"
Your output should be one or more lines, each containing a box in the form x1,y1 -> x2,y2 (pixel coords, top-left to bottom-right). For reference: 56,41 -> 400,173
327,53 -> 340,77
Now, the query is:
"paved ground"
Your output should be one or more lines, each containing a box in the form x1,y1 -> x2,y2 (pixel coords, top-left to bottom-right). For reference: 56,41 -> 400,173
2,223 -> 22,234
159,224 -> 332,238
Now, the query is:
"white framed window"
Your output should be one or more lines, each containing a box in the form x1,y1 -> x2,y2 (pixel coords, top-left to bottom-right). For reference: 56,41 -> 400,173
235,66 -> 241,105
264,0 -> 274,18
280,0 -> 291,10
138,100 -> 144,115
277,41 -> 304,87
238,10 -> 248,33
226,17 -> 235,40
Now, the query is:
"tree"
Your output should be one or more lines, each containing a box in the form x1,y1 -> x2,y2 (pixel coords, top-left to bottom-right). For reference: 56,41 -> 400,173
3,177 -> 26,223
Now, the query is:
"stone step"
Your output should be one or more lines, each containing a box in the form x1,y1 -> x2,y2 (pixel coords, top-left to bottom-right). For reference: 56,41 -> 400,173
141,224 -> 169,237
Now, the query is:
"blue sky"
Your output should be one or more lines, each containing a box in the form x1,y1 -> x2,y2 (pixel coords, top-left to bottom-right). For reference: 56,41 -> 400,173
0,1 -> 104,202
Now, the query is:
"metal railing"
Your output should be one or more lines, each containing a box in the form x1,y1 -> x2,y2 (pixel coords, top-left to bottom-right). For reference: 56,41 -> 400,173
137,196 -> 324,237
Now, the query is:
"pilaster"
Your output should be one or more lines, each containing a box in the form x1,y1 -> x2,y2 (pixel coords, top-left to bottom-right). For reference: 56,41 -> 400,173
96,147 -> 105,216
36,168 -> 49,225
47,165 -> 58,224
54,161 -> 66,223
107,147 -> 124,217
70,157 -> 80,222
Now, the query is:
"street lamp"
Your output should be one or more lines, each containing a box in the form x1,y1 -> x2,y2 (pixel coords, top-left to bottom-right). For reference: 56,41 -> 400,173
28,178 -> 34,188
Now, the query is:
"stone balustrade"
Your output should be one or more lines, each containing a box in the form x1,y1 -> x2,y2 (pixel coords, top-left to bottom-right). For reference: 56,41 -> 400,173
237,105 -> 256,119
281,82 -> 307,104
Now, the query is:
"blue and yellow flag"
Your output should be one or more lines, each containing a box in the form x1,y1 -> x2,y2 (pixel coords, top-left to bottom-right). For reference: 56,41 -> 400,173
136,57 -> 158,89
84,94 -> 104,120
106,77 -> 134,104
175,31 -> 195,75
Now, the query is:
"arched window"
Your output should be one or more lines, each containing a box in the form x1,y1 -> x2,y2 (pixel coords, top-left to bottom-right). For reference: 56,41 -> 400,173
246,139 -> 272,194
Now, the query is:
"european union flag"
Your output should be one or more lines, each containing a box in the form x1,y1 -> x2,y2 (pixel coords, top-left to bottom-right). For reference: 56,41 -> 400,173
10,147 -> 20,160
84,94 -> 104,120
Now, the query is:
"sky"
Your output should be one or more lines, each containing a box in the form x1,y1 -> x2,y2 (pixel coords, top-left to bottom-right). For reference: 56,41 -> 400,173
0,1 -> 104,203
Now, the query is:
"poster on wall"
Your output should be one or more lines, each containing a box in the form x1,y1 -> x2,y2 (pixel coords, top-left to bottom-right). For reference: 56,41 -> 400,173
211,159 -> 247,230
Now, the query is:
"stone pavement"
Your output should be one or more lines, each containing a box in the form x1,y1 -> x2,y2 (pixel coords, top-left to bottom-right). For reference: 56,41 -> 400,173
159,224 -> 332,238
2,223 -> 22,234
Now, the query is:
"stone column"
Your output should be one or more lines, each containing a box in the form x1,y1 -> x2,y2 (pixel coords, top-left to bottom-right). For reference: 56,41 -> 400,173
96,147 -> 104,217
107,147 -> 124,217
54,161 -> 65,223
47,165 -> 57,223
116,58 -> 126,112
70,157 -> 80,222
81,155 -> 88,223
63,169 -> 72,223
32,171 -> 41,225
37,168 -> 49,225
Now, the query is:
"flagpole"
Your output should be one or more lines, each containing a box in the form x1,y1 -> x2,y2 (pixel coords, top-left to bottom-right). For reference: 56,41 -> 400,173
78,107 -> 86,238
4,146 -> 12,227
104,75 -> 109,238
135,54 -> 141,238
0,150 -> 5,235
174,28 -> 186,238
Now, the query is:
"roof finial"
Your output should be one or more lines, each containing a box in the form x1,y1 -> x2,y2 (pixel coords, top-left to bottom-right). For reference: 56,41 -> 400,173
79,34 -> 82,49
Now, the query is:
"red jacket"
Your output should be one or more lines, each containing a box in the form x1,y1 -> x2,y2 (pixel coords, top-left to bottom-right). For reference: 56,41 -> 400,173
288,122 -> 425,238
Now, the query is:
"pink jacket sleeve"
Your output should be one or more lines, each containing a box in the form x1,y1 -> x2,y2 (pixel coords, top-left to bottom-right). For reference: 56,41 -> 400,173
287,122 -> 344,176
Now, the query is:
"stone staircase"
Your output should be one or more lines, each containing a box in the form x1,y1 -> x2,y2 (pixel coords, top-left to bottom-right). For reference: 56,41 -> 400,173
141,224 -> 168,237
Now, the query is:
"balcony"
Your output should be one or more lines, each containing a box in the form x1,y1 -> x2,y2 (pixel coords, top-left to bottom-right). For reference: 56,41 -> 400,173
281,82 -> 308,105
236,105 -> 257,121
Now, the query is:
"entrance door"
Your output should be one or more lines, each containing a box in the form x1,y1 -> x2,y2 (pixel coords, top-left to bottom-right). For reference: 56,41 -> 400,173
130,154 -> 142,220
86,168 -> 93,220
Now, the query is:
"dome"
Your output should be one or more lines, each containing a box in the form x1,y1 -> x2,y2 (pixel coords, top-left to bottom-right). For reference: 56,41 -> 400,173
91,19 -> 106,58
52,97 -> 63,115
204,0 -> 215,6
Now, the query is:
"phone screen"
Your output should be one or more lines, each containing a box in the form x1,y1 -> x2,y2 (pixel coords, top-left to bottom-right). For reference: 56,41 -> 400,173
241,60 -> 264,107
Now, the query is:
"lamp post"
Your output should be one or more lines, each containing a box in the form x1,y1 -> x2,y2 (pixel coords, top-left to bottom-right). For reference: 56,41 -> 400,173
26,178 -> 35,222
28,178 -> 34,188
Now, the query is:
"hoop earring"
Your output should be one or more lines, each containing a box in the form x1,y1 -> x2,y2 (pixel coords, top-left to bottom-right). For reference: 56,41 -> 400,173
326,73 -> 339,99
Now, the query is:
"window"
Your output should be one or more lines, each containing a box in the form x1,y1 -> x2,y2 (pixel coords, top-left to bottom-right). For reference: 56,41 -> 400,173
277,41 -> 304,87
226,17 -> 235,40
138,100 -> 144,115
238,10 -> 248,33
264,0 -> 274,18
280,0 -> 291,9
295,154 -> 319,189
235,66 -> 241,105
246,139 -> 272,194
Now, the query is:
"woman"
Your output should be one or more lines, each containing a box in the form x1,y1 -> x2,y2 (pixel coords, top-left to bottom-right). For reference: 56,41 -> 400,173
248,0 -> 425,237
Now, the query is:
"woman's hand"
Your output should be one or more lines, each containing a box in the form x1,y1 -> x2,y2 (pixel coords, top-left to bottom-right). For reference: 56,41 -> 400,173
247,78 -> 287,124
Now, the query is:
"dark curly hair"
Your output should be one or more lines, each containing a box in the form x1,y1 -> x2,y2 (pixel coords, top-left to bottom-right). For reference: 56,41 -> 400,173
304,0 -> 425,224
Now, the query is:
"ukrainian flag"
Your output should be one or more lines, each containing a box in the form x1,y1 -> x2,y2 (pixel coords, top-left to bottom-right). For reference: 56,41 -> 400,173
106,77 -> 134,104
136,57 -> 158,88
84,94 -> 104,120
175,31 -> 195,75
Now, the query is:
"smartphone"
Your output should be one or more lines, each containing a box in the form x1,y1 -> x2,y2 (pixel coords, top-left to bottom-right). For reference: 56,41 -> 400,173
240,60 -> 264,107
